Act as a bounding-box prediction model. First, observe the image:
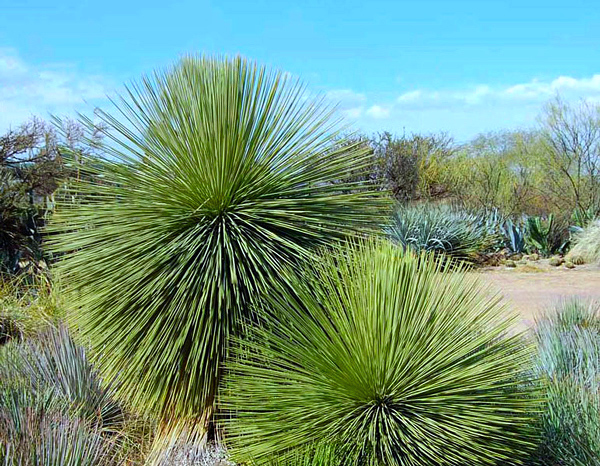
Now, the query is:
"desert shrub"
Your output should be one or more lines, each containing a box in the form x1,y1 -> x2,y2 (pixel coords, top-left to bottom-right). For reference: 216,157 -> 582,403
48,55 -> 389,446
335,132 -> 455,202
0,276 -> 61,345
388,203 -> 496,261
566,219 -> 600,265
539,99 -> 600,217
223,241 -> 539,466
530,300 -> 600,465
0,118 -> 104,276
443,131 -> 545,217
373,132 -> 455,201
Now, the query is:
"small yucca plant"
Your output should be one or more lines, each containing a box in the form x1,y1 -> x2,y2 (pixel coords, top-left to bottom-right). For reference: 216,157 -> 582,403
0,413 -> 120,466
223,241 -> 540,466
48,56 -> 389,443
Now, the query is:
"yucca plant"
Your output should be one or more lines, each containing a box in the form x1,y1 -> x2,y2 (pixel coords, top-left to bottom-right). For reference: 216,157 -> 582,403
262,445 -> 342,466
48,56 -> 389,444
0,325 -> 126,465
0,411 -> 120,466
223,240 -> 540,466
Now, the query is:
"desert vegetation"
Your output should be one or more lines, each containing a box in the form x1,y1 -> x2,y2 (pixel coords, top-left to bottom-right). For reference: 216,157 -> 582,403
1,55 -> 600,465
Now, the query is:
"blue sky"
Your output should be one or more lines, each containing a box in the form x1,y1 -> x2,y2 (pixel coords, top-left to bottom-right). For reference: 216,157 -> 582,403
1,0 -> 599,140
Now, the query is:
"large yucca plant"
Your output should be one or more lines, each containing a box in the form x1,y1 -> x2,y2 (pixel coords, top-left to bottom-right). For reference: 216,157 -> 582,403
48,56 -> 389,442
223,241 -> 540,465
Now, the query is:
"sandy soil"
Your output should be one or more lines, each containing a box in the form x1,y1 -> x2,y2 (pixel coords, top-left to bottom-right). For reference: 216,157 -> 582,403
477,263 -> 600,330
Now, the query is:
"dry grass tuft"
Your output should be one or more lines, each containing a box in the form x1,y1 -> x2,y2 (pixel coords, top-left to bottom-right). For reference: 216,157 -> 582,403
567,220 -> 600,265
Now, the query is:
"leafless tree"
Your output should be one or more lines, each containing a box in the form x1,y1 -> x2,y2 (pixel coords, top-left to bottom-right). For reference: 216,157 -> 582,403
540,98 -> 600,219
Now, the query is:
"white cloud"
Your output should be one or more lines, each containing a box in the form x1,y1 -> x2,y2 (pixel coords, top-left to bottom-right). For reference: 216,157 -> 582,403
397,90 -> 423,103
325,88 -> 367,119
0,48 -> 112,130
325,88 -> 366,104
343,107 -> 364,119
396,74 -> 600,109
365,105 -> 391,119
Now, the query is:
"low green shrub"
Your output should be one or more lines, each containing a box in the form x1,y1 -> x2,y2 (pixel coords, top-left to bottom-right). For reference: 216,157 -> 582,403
389,204 -> 496,261
223,241 -> 540,465
0,276 -> 62,345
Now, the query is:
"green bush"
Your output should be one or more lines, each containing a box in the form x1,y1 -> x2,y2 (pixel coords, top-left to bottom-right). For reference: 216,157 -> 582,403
223,241 -> 539,465
531,300 -> 600,465
48,55 -> 389,445
389,203 -> 496,261
0,277 -> 62,346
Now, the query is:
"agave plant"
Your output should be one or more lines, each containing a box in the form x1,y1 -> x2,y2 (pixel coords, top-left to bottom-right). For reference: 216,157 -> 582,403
501,218 -> 527,254
526,215 -> 554,256
223,241 -> 540,466
388,203 -> 495,261
48,56 -> 389,443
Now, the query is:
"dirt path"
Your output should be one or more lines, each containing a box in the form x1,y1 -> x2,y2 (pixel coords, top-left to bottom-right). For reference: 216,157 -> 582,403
477,266 -> 600,330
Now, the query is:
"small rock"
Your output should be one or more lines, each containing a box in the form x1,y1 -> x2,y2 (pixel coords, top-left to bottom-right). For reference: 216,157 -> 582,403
505,260 -> 517,268
549,256 -> 564,267
565,261 -> 575,269
528,253 -> 540,261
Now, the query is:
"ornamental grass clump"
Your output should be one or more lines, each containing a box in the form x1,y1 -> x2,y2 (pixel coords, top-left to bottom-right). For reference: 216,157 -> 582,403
531,300 -> 600,465
48,56 -> 389,445
223,241 -> 540,466
566,219 -> 600,265
0,327 -> 124,465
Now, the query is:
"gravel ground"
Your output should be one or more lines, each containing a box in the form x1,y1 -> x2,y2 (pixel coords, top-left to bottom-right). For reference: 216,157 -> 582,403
477,262 -> 600,330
